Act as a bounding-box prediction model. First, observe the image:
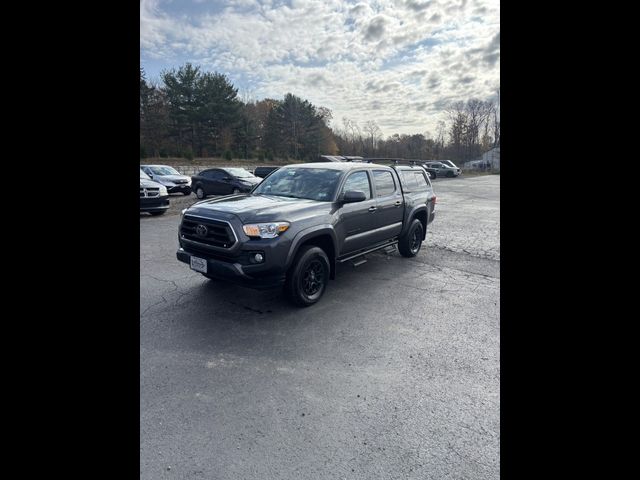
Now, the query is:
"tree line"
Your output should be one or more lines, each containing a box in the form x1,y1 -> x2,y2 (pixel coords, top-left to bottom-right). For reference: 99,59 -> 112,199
140,64 -> 499,164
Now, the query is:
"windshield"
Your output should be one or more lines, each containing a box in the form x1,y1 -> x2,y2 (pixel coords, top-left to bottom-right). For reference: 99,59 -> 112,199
224,168 -> 255,178
150,166 -> 180,176
253,167 -> 343,201
140,169 -> 151,179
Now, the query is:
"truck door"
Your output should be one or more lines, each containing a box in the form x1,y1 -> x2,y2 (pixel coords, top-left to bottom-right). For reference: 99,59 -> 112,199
370,169 -> 404,243
338,170 -> 378,255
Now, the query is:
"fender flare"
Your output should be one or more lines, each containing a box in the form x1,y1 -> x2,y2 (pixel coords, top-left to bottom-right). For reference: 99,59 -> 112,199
285,225 -> 338,277
401,206 -> 429,238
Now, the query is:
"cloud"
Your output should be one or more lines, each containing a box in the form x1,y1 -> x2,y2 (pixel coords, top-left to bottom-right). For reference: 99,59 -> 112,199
487,31 -> 500,51
140,0 -> 500,136
427,72 -> 442,88
363,16 -> 389,42
405,0 -> 434,12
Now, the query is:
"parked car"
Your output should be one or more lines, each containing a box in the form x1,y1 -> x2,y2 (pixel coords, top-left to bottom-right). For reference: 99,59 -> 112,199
177,162 -> 436,306
424,161 -> 460,177
191,167 -> 262,199
421,164 -> 438,179
140,169 -> 169,215
438,160 -> 462,174
254,166 -> 280,178
140,165 -> 192,195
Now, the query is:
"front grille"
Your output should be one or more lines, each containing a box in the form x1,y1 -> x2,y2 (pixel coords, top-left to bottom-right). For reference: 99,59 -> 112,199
140,187 -> 160,198
180,215 -> 236,249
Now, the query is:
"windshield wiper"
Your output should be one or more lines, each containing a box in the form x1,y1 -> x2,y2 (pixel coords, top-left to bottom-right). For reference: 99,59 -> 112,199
260,193 -> 299,198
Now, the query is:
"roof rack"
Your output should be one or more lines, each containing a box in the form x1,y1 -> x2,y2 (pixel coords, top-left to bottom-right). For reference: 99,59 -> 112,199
363,157 -> 426,166
316,155 -> 365,162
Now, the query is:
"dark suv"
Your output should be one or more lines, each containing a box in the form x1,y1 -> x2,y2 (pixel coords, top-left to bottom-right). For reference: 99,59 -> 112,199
191,168 -> 262,199
177,162 -> 436,306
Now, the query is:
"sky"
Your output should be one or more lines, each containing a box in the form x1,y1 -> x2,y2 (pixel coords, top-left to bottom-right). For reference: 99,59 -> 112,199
140,0 -> 499,137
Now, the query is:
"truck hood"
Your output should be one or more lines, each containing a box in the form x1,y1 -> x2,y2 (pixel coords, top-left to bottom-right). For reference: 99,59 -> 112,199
186,194 -> 331,223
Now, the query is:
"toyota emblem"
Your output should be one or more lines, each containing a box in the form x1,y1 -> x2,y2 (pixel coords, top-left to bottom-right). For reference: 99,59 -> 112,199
195,224 -> 208,237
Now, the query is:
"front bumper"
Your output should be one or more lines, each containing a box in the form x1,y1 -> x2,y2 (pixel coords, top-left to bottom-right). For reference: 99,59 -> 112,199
177,248 -> 286,290
140,196 -> 170,211
167,184 -> 192,194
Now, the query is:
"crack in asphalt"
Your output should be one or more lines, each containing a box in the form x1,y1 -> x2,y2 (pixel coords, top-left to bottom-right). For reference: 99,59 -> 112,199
140,274 -> 193,318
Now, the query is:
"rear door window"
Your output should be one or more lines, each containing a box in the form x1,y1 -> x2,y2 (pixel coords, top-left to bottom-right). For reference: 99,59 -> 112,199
414,171 -> 430,189
400,170 -> 419,191
373,170 -> 396,197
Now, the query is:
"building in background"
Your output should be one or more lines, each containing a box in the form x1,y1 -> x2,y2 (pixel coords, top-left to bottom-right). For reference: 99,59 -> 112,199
465,147 -> 500,171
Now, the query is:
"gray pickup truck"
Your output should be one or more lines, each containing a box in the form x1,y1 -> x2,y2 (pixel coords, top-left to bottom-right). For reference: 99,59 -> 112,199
177,162 -> 436,306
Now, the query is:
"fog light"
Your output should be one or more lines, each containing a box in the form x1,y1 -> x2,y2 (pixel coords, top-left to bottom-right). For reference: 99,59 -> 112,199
254,253 -> 264,263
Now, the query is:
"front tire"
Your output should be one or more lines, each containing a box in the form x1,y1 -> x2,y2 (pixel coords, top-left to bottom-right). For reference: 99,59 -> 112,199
398,219 -> 424,257
285,246 -> 330,307
196,186 -> 205,199
232,188 -> 241,194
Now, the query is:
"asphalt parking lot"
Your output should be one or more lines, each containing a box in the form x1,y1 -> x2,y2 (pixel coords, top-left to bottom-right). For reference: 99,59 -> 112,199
140,174 -> 500,479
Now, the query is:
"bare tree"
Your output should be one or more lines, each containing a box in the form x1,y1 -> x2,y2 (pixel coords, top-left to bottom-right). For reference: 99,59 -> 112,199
435,120 -> 447,159
447,101 -> 468,160
363,120 -> 382,155
341,117 -> 364,155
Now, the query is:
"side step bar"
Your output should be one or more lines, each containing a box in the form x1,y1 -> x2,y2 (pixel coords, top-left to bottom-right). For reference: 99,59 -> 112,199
338,239 -> 399,264
351,257 -> 368,267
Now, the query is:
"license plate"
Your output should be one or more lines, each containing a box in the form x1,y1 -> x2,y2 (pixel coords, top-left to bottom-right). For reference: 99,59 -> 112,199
190,256 -> 207,273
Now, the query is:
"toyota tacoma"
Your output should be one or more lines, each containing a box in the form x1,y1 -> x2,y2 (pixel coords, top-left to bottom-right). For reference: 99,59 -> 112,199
177,162 -> 436,306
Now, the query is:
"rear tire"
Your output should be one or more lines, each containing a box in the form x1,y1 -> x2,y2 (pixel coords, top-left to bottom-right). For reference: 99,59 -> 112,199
285,246 -> 330,307
233,188 -> 241,194
398,219 -> 424,257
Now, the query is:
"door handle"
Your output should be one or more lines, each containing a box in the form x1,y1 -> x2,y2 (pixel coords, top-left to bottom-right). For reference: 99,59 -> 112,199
394,200 -> 402,207
368,206 -> 377,212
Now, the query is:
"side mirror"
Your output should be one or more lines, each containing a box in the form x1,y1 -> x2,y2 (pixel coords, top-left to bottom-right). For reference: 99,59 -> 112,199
342,190 -> 367,203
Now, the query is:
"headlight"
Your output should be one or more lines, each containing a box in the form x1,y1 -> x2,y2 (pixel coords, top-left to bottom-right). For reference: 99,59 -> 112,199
181,208 -> 187,216
158,185 -> 168,196
243,222 -> 290,239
